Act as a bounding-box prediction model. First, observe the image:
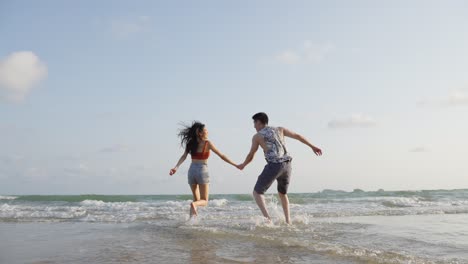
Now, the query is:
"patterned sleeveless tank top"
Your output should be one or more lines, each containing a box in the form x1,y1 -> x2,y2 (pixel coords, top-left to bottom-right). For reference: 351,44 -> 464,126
258,126 -> 292,163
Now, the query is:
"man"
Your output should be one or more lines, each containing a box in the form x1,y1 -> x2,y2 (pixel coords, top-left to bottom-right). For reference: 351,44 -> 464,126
237,112 -> 322,224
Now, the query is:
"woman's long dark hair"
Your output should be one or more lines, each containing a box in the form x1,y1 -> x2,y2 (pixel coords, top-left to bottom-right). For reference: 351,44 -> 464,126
177,121 -> 205,155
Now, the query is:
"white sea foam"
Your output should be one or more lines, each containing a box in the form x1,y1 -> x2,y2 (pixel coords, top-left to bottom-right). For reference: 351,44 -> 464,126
0,195 -> 18,200
1,191 -> 468,224
80,199 -> 107,206
209,199 -> 228,207
0,204 -> 87,220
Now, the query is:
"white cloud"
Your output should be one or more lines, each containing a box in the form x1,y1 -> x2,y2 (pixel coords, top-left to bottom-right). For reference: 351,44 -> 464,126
275,50 -> 300,65
445,91 -> 468,106
99,144 -> 130,153
1,154 -> 25,164
409,146 -> 430,153
24,167 -> 48,179
303,40 -> 333,63
0,51 -> 48,102
418,90 -> 468,107
110,16 -> 151,38
328,114 -> 376,129
63,163 -> 89,174
275,41 -> 333,65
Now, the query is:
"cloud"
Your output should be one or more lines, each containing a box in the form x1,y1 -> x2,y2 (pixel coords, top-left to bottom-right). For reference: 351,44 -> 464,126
0,51 -> 48,102
63,163 -> 89,174
409,146 -> 430,153
110,16 -> 151,38
303,40 -> 333,63
24,167 -> 48,179
99,144 -> 130,153
1,154 -> 25,164
328,114 -> 376,129
418,90 -> 468,107
275,50 -> 300,65
275,41 -> 333,65
58,154 -> 84,161
444,91 -> 468,106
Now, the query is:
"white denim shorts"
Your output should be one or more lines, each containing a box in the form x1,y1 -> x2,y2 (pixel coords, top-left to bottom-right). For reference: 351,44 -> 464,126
188,163 -> 210,185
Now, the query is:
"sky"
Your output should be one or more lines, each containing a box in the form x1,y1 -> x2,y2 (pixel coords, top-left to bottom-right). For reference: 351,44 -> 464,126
1,0 -> 467,195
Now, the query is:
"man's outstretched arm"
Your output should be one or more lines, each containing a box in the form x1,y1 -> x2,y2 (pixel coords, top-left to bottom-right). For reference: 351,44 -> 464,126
281,127 -> 322,156
238,135 -> 260,170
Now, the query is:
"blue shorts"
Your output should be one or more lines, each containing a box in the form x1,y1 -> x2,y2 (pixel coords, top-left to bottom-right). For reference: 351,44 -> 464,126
188,163 -> 210,185
254,161 -> 292,194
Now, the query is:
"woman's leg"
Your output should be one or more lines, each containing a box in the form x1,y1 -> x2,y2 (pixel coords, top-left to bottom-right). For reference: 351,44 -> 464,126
192,184 -> 209,210
190,184 -> 200,216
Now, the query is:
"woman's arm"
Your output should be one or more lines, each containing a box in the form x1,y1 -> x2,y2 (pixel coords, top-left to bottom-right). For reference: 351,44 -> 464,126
208,141 -> 238,167
169,151 -> 189,175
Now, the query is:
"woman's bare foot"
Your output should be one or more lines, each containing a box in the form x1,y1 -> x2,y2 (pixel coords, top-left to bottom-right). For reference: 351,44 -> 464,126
190,202 -> 198,217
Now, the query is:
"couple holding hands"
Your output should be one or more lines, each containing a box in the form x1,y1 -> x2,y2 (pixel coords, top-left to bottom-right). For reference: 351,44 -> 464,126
169,112 -> 322,224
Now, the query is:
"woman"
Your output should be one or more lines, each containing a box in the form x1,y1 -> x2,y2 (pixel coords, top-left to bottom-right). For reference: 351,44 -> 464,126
169,121 -> 238,217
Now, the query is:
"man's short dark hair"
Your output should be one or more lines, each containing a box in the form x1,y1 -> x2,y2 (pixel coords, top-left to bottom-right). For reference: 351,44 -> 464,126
252,112 -> 269,125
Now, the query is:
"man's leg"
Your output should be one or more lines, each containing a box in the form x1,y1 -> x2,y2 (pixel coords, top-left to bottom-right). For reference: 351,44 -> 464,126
253,163 -> 281,222
277,162 -> 292,224
253,190 -> 271,221
278,192 -> 290,224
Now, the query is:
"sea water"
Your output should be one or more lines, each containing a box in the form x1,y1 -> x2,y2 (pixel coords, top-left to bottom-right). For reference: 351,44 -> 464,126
1,189 -> 467,263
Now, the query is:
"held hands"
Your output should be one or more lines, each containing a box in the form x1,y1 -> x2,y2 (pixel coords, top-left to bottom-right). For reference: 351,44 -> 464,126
236,163 -> 245,170
169,167 -> 177,176
312,146 -> 322,156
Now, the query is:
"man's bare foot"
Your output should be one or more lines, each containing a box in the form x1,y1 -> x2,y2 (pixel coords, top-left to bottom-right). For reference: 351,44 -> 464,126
190,202 -> 198,216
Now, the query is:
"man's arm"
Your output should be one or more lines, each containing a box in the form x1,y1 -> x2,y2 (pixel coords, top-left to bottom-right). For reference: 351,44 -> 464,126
238,135 -> 260,170
280,127 -> 322,156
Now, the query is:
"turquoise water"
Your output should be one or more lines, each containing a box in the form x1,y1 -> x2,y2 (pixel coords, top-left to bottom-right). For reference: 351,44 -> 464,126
1,189 -> 468,263
4,188 -> 468,203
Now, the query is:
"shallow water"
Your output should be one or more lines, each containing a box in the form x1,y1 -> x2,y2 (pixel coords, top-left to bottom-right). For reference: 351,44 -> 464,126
1,190 -> 467,263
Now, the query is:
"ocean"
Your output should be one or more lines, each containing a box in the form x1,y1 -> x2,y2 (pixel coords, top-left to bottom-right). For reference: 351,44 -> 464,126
1,189 -> 468,264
